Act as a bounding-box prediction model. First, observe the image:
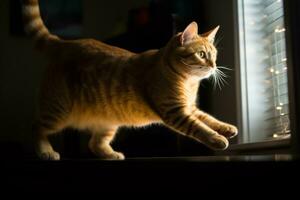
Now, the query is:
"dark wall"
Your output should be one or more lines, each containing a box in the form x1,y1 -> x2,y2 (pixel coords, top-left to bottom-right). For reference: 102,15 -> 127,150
199,0 -> 238,137
0,0 -> 45,156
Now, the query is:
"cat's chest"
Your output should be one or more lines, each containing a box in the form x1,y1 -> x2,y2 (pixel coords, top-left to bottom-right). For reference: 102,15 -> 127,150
182,77 -> 201,103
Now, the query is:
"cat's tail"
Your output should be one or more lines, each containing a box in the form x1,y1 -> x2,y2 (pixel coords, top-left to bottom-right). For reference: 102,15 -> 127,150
22,0 -> 60,49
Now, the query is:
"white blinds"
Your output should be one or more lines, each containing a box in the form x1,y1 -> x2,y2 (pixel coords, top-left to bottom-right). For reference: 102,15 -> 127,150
238,0 -> 290,142
263,0 -> 290,138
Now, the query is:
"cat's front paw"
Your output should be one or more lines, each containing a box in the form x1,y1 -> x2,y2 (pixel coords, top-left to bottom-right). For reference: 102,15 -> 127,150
193,131 -> 229,150
207,134 -> 229,150
217,123 -> 238,139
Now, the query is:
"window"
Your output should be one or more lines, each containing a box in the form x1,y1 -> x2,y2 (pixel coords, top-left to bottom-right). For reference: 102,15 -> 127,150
237,0 -> 290,143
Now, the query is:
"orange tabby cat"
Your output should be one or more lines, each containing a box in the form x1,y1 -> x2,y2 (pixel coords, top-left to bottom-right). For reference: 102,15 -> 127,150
22,0 -> 238,160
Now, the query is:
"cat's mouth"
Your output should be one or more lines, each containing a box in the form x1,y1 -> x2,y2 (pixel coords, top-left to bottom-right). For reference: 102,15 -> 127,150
200,65 -> 214,72
187,66 -> 214,78
179,59 -> 214,75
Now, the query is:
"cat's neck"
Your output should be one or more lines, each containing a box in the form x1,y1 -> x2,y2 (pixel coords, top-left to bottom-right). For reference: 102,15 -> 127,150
187,75 -> 202,84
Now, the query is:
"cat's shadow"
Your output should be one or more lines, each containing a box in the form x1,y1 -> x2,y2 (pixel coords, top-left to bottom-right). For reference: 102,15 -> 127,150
48,126 -> 213,159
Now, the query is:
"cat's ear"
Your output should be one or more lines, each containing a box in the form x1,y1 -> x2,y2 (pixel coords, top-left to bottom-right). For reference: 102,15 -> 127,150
180,22 -> 198,46
201,26 -> 220,43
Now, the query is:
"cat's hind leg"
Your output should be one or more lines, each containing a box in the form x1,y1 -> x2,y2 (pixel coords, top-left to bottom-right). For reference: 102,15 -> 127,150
33,119 -> 66,160
88,128 -> 124,160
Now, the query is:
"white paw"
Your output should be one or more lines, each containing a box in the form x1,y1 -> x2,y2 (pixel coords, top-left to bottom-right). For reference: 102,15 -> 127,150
193,131 -> 229,150
103,151 -> 125,160
217,123 -> 238,138
207,134 -> 229,150
38,151 -> 60,160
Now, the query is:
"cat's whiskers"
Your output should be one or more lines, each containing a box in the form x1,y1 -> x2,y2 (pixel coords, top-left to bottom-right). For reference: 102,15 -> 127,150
179,60 -> 231,90
210,66 -> 232,90
217,66 -> 233,71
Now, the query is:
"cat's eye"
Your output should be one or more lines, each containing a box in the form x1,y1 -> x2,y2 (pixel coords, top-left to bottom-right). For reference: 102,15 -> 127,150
198,51 -> 206,59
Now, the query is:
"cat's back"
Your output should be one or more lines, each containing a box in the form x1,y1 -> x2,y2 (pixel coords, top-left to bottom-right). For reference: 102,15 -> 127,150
58,38 -> 135,60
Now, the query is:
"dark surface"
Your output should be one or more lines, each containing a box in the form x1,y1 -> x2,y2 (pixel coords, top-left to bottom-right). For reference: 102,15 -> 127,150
1,155 -> 299,194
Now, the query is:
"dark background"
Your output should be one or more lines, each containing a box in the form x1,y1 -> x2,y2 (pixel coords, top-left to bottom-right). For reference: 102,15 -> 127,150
0,0 -> 238,159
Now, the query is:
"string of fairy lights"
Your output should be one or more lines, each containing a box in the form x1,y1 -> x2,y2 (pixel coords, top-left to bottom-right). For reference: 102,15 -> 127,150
246,0 -> 290,139
265,0 -> 290,138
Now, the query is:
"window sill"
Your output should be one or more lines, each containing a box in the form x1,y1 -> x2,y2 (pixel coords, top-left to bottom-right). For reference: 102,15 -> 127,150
220,138 -> 291,155
229,138 -> 290,150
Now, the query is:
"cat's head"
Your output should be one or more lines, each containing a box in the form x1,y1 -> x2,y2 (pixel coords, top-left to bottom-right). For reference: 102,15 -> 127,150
165,22 -> 219,79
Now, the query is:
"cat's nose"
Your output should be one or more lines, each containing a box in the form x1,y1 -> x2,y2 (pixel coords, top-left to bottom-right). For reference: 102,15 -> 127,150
208,60 -> 216,68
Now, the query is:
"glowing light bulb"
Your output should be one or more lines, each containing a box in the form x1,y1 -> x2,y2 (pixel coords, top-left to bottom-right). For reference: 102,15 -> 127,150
276,106 -> 282,110
270,68 -> 274,73
275,28 -> 286,33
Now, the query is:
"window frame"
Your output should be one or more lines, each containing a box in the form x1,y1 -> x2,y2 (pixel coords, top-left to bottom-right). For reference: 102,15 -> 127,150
284,0 -> 300,154
233,0 -> 292,147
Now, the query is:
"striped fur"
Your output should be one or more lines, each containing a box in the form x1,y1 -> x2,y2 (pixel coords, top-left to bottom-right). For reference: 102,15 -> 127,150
22,0 -> 58,48
23,2 -> 238,160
